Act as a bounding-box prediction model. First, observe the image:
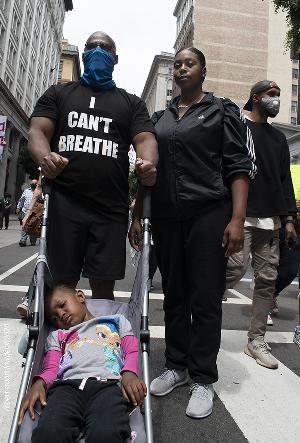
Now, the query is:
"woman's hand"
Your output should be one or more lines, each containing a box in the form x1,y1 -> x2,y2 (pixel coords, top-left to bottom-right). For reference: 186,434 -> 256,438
285,222 -> 297,249
128,218 -> 142,251
222,219 -> 244,257
18,379 -> 47,425
121,371 -> 147,406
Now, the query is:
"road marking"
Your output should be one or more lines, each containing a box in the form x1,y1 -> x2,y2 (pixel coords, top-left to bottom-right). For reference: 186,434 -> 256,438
149,326 -> 295,343
0,254 -> 37,282
0,285 -> 253,305
241,277 -> 298,286
215,330 -> 300,443
227,288 -> 252,304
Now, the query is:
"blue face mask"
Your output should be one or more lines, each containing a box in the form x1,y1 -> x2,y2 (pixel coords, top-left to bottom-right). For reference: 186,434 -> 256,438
81,47 -> 116,90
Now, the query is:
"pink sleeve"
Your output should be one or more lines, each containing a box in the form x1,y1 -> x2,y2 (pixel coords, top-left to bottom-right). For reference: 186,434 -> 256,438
120,335 -> 139,376
32,350 -> 61,391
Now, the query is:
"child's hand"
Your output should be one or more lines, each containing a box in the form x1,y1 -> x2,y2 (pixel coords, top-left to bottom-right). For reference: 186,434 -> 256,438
18,379 -> 47,425
121,371 -> 147,406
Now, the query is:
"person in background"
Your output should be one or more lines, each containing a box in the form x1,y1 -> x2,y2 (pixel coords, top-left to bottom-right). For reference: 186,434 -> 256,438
16,179 -> 38,247
16,176 -> 43,318
269,199 -> 300,320
226,80 -> 297,369
130,47 -> 256,419
0,192 -> 12,229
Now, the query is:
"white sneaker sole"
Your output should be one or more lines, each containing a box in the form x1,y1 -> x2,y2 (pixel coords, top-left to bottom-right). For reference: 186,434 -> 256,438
186,393 -> 214,419
244,346 -> 278,369
186,405 -> 213,419
150,375 -> 189,397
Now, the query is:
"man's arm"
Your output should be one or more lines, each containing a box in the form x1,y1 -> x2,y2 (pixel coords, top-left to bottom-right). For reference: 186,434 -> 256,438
132,131 -> 158,187
28,117 -> 68,179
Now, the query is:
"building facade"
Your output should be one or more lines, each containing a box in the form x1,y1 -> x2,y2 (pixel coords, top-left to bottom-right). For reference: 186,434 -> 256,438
58,38 -> 81,84
0,0 -> 73,202
141,52 -> 174,116
173,0 -> 297,125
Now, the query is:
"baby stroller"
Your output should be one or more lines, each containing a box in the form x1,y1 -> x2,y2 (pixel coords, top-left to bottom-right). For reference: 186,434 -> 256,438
8,181 -> 154,443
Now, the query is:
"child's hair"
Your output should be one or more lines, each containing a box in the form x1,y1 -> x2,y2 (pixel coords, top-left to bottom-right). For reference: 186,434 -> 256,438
47,284 -> 76,297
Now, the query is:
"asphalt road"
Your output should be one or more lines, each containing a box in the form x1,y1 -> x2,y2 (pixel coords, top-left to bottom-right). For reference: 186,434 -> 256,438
0,219 -> 300,443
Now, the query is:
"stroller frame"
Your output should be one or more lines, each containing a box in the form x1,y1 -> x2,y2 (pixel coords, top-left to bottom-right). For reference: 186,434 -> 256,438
8,182 -> 154,443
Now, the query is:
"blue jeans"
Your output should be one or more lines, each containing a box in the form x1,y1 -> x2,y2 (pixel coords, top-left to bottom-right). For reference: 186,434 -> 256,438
20,228 -> 37,245
275,228 -> 300,295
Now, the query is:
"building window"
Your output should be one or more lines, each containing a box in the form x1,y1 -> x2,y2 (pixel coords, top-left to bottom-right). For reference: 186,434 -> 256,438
11,9 -> 21,38
18,62 -> 26,83
4,72 -> 13,89
7,41 -> 16,66
292,68 -> 298,80
292,84 -> 298,96
291,117 -> 297,125
291,101 -> 298,113
167,88 -> 172,97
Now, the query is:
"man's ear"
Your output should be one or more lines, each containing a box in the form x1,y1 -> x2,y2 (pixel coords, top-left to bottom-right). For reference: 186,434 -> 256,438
252,93 -> 260,105
114,54 -> 118,65
76,289 -> 86,303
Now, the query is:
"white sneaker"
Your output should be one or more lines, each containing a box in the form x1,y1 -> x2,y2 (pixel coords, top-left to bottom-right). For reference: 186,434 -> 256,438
267,314 -> 273,326
186,383 -> 214,419
245,337 -> 278,369
150,369 -> 188,396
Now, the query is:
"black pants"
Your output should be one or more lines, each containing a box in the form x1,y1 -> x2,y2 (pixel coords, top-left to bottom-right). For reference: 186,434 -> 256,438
0,209 -> 9,228
152,201 -> 230,384
32,380 -> 131,443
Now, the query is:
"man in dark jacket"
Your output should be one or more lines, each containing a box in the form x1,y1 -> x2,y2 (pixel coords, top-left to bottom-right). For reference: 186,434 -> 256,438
226,80 -> 297,369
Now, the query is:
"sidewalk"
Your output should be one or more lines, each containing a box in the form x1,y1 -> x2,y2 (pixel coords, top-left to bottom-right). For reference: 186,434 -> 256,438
0,216 -> 21,249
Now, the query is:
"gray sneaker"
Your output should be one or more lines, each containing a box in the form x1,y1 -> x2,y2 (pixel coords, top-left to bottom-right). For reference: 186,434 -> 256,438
150,369 -> 188,396
16,298 -> 29,319
244,336 -> 278,369
186,383 -> 214,419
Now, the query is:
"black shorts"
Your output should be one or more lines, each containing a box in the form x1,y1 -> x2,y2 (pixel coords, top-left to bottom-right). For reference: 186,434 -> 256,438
47,189 -> 127,285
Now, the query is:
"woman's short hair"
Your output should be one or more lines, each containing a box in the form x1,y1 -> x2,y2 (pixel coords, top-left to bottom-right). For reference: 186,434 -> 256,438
175,47 -> 206,68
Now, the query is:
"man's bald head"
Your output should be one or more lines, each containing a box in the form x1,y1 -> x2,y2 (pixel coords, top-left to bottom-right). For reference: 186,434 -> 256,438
84,31 -> 117,63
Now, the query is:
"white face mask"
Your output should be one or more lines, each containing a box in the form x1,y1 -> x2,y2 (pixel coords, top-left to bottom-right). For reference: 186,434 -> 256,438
260,96 -> 280,117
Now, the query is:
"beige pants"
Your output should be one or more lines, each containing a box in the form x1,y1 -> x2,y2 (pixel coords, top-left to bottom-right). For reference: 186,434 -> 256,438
226,227 -> 280,339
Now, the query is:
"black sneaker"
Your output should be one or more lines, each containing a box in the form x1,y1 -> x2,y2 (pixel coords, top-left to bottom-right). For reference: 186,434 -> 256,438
19,242 -> 26,247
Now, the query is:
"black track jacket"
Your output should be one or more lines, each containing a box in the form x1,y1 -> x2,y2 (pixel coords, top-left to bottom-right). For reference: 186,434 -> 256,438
151,93 -> 257,220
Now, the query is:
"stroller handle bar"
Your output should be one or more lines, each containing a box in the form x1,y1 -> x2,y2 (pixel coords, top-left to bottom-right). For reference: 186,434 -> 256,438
142,187 -> 151,220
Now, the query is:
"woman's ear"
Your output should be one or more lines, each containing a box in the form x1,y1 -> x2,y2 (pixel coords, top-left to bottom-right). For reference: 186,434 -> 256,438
202,66 -> 207,79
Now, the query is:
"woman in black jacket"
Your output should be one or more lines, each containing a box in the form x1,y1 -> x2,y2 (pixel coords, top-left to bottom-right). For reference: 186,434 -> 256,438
130,47 -> 256,419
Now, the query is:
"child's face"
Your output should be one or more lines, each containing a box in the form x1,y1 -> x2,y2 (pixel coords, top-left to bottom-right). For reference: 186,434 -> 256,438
45,289 -> 88,329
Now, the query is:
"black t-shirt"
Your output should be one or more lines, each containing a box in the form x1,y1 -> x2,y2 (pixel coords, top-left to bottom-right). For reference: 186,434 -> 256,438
31,81 -> 155,222
246,119 -> 296,217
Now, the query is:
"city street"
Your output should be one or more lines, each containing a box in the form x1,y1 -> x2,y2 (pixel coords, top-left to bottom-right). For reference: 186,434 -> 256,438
0,220 -> 300,443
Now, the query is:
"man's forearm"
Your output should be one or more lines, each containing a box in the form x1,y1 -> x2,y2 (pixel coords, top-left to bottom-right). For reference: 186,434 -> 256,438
230,174 -> 249,222
134,133 -> 158,167
28,128 -> 51,166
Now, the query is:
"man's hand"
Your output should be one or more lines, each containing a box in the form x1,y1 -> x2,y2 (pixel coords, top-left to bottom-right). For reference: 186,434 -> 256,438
40,152 -> 69,179
121,371 -> 147,406
18,379 -> 47,425
135,158 -> 157,187
222,219 -> 244,257
16,208 -> 20,215
128,218 -> 142,251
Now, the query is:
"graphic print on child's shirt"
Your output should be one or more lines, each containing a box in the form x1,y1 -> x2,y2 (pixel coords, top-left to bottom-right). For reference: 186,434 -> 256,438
46,315 -> 133,381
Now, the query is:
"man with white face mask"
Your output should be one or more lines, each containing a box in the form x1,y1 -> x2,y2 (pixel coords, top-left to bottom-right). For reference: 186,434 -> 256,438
226,80 -> 297,369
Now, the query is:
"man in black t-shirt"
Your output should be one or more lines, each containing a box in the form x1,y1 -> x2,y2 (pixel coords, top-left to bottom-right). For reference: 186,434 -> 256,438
28,31 -> 158,299
226,80 -> 297,369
